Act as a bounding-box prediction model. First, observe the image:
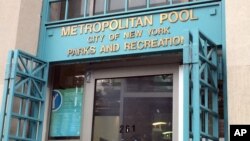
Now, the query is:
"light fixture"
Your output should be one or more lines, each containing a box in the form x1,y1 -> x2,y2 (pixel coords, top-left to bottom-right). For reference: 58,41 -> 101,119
162,131 -> 172,140
152,109 -> 166,126
152,122 -> 167,126
162,131 -> 172,135
74,75 -> 85,78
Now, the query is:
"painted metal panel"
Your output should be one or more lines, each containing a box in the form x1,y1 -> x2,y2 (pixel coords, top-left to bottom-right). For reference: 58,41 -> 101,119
42,3 -> 222,62
37,1 -> 223,140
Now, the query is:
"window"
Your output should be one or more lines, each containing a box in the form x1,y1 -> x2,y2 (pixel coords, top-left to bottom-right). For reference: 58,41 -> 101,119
150,0 -> 168,7
49,1 -> 66,21
92,75 -> 174,141
128,0 -> 147,10
94,0 -> 126,14
68,0 -> 84,19
94,0 -> 105,15
172,0 -> 190,4
48,0 -> 208,22
108,0 -> 125,13
49,0 -> 84,21
48,65 -> 84,139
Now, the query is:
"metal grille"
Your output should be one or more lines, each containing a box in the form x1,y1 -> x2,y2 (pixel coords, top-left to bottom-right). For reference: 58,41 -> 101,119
0,50 -> 48,141
184,30 -> 219,141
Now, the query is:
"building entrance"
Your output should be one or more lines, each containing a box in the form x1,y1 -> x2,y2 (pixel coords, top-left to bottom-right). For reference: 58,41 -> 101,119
82,63 -> 181,141
92,75 -> 174,141
45,54 -> 182,141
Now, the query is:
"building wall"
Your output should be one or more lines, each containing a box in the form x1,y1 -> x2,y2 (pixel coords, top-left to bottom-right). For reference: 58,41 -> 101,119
226,0 -> 250,124
0,0 -> 42,108
16,0 -> 42,54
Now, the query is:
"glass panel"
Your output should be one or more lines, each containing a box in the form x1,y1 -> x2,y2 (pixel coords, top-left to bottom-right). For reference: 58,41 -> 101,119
92,74 -> 173,141
108,0 -> 125,13
128,0 -> 147,10
68,0 -> 84,19
150,0 -> 168,7
218,85 -> 224,138
208,114 -> 214,135
126,74 -> 173,92
172,0 -> 190,4
48,65 -> 84,139
10,118 -> 18,136
49,1 -> 66,21
94,0 -> 105,15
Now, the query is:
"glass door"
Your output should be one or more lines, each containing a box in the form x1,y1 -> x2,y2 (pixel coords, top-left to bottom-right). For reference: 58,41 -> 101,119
93,75 -> 173,141
82,64 -> 179,141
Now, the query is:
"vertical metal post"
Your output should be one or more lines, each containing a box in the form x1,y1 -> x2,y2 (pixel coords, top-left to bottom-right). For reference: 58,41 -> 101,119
212,46 -> 219,138
183,30 -> 191,141
84,0 -> 87,17
104,0 -> 107,14
125,0 -> 128,11
204,41 -> 209,136
221,0 -> 228,140
192,30 -> 201,141
65,0 -> 69,19
2,50 -> 19,141
183,51 -> 191,141
47,1 -> 51,21
0,51 -> 14,140
169,0 -> 173,5
37,63 -> 49,141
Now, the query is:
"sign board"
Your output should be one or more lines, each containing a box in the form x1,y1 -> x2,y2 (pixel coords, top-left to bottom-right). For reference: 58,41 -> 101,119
44,4 -> 222,62
52,90 -> 62,111
49,88 -> 83,137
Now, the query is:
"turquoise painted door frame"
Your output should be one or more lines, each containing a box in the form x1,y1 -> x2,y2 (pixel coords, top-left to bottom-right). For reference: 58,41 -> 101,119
0,50 -> 49,141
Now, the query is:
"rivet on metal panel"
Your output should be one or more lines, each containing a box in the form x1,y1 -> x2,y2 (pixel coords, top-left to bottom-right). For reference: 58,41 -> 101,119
48,30 -> 54,37
210,9 -> 217,16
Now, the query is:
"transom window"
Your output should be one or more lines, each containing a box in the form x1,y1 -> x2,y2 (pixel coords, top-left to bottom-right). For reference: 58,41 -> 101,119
48,0 -> 216,22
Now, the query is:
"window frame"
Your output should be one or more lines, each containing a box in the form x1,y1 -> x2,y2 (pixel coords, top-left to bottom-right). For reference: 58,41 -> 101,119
44,65 -> 86,141
48,0 -> 87,21
46,0 -> 218,23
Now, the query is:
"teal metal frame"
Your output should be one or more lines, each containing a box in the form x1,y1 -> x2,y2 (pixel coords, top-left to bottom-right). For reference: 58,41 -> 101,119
183,30 -> 220,141
221,0 -> 228,140
0,50 -> 48,141
47,0 -> 218,24
40,0 -> 227,140
1,0 -> 228,141
0,32 -> 222,141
